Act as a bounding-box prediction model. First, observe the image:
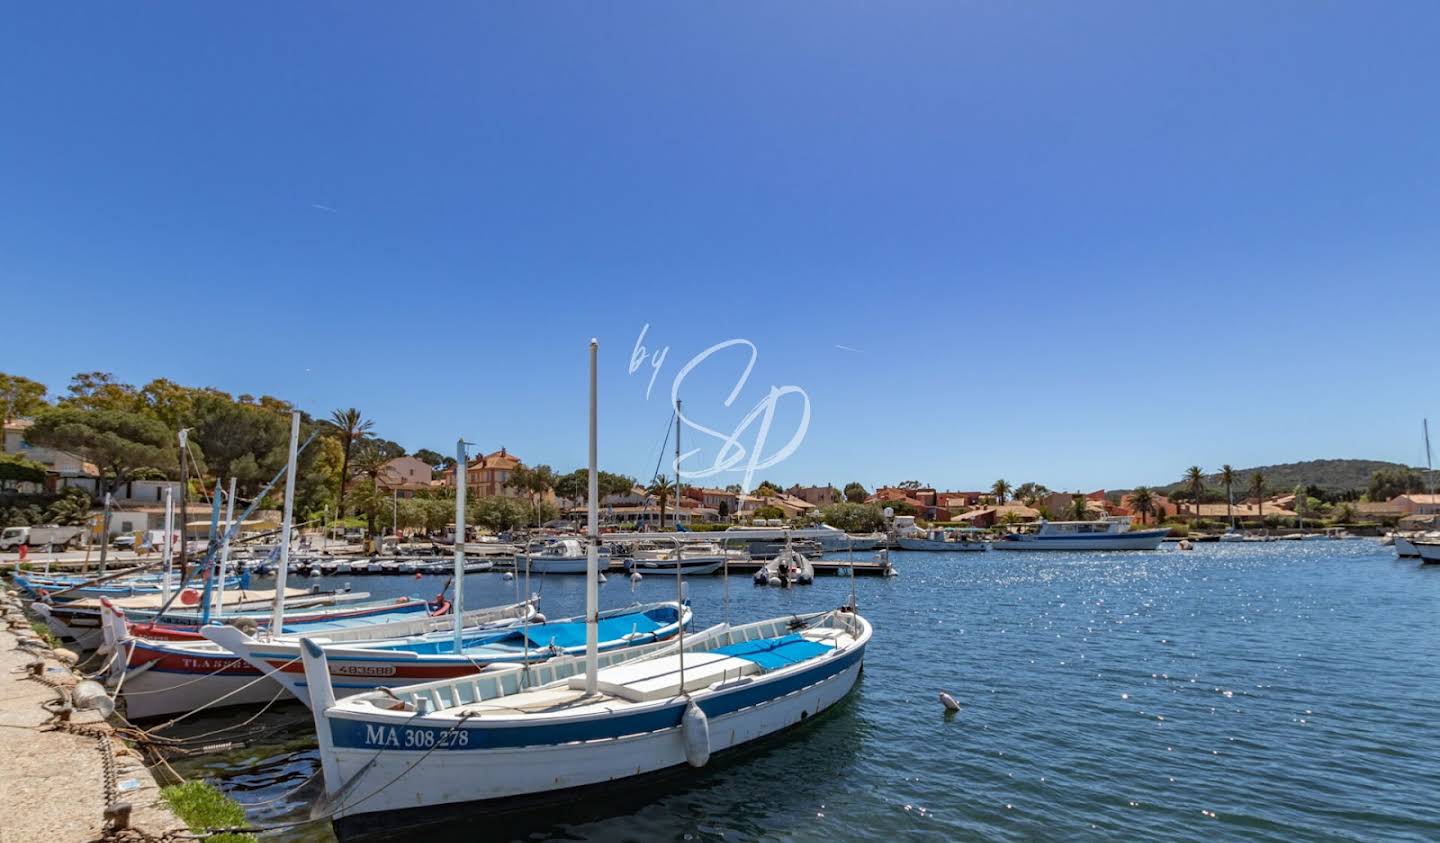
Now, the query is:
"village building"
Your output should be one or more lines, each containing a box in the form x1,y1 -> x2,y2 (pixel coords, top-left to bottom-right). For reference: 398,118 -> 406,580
377,456 -> 436,498
438,448 -> 530,499
786,484 -> 839,507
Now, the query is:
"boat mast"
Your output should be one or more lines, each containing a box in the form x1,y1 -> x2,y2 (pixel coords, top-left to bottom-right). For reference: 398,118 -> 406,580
199,479 -> 222,625
675,398 -> 683,533
1425,419 -> 1434,498
453,438 -> 468,654
214,476 -> 237,621
160,486 -> 174,603
585,339 -> 600,694
269,410 -> 301,637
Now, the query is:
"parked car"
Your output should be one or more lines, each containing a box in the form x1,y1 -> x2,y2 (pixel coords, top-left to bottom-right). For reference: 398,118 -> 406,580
111,534 -> 137,549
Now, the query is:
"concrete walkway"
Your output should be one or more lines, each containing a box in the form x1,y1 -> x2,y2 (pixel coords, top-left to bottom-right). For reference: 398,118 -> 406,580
0,588 -> 185,843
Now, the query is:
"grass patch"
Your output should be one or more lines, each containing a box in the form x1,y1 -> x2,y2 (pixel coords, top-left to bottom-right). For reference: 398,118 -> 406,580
161,780 -> 255,843
29,620 -> 61,649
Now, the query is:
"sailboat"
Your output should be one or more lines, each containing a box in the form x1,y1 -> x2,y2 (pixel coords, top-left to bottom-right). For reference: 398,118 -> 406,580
1402,419 -> 1440,563
297,340 -> 872,835
104,413 -> 536,719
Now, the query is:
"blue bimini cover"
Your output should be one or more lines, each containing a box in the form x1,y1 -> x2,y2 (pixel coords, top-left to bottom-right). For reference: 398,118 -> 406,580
525,611 -> 664,649
712,633 -> 834,671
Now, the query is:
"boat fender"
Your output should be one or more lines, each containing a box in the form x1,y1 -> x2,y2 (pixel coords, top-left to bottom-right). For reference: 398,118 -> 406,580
531,612 -> 547,624
503,572 -> 514,581
682,700 -> 710,768
939,692 -> 961,712
630,571 -> 643,587
598,573 -> 607,584
768,576 -> 782,587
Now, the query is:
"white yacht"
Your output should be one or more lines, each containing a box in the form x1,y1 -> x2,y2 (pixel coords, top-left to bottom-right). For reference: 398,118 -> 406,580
992,516 -> 1168,551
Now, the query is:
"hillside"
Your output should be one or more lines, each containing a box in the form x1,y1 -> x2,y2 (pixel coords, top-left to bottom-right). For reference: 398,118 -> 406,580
1145,459 -> 1419,496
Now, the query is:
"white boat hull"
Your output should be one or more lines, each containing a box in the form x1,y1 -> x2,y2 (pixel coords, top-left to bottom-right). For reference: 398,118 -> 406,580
895,537 -> 987,552
1414,542 -> 1440,564
525,557 -> 590,574
1394,537 -> 1420,558
117,654 -> 290,719
323,646 -> 863,824
992,533 -> 1167,551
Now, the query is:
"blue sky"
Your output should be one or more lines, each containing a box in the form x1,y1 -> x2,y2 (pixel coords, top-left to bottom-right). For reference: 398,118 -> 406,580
3,3 -> 1438,492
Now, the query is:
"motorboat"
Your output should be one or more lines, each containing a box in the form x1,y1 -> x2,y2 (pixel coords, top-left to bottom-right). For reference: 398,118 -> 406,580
1218,529 -> 1245,543
520,538 -> 611,574
624,541 -> 728,575
753,539 -> 814,586
896,528 -> 988,552
992,516 -> 1168,551
1412,540 -> 1440,564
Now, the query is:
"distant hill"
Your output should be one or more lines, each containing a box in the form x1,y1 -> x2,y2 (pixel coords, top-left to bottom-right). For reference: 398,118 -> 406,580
1142,459 -> 1419,496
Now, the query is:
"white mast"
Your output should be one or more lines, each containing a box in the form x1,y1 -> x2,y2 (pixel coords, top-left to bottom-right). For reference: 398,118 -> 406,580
214,476 -> 237,619
453,438 -> 467,653
160,487 -> 174,603
585,339 -> 600,694
269,410 -> 301,637
1425,419 -> 1434,498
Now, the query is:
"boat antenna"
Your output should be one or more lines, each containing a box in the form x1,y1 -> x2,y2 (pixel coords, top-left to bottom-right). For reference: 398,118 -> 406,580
584,339 -> 600,695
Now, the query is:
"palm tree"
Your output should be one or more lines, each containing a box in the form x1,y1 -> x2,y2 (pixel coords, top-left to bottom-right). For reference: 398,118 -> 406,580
1184,466 -> 1205,521
1129,486 -> 1155,525
1069,493 -> 1090,520
647,474 -> 674,529
1219,464 -> 1236,527
326,408 -> 373,514
349,443 -> 391,539
505,464 -> 557,526
1250,471 -> 1265,521
991,479 -> 1011,505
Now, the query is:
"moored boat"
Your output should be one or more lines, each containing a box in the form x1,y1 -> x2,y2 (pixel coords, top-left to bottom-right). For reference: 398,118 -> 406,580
992,516 -> 1168,551
299,607 -> 868,833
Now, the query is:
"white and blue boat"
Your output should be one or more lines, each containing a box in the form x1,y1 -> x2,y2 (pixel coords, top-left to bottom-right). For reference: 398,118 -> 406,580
299,607 -> 868,834
295,340 -> 873,835
992,516 -> 1168,551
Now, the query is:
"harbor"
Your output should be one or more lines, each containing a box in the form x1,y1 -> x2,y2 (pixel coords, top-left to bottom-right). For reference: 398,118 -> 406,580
6,3 -> 1440,838
7,539 -> 1435,841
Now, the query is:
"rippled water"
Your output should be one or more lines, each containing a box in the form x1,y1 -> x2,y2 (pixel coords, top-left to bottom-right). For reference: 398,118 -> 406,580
169,541 -> 1440,841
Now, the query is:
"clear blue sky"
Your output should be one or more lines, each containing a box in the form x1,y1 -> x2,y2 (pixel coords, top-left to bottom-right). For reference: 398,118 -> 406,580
4,3 -> 1438,492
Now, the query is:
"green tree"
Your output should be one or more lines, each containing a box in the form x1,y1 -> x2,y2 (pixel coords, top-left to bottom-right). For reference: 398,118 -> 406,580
1219,464 -> 1236,525
1250,471 -> 1266,520
1184,466 -> 1205,518
991,479 -> 1011,504
189,396 -> 291,497
506,464 -> 558,525
819,502 -> 884,533
1129,486 -> 1155,524
1367,468 -> 1421,502
1013,482 -> 1050,506
0,373 -> 49,420
0,454 -> 47,487
25,406 -> 177,496
412,449 -> 445,472
470,496 -> 532,532
59,372 -> 139,412
554,468 -> 636,505
1069,494 -> 1090,520
43,487 -> 92,525
754,480 -> 784,497
753,504 -> 786,521
897,480 -> 922,490
646,474 -> 675,529
325,408 -> 373,515
717,500 -> 730,519
843,482 -> 868,504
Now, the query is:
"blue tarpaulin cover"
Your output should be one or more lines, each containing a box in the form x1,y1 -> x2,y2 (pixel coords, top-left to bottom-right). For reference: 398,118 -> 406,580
712,633 -> 833,670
